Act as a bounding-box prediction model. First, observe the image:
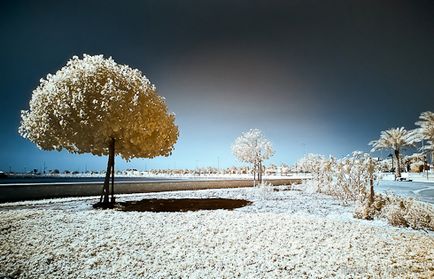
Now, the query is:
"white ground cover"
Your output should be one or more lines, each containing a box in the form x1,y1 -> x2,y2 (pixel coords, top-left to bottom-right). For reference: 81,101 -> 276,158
1,186 -> 433,278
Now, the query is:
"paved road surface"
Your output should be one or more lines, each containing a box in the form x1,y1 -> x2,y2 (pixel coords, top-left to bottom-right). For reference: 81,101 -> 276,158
0,176 -> 183,185
377,180 -> 434,204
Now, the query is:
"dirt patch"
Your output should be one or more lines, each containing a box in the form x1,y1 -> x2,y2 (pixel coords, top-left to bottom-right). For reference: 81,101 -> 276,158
117,198 -> 252,212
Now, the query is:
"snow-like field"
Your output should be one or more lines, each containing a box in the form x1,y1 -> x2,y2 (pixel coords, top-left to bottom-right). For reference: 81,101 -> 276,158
1,186 -> 433,278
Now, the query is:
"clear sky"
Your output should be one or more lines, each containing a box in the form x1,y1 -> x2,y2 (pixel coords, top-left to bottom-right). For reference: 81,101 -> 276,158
1,0 -> 433,172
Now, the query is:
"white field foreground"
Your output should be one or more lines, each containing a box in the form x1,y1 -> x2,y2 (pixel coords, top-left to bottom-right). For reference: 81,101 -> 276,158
1,185 -> 433,278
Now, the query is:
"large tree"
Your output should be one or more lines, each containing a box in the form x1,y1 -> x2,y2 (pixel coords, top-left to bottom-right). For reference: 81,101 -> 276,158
415,111 -> 434,163
232,129 -> 274,185
369,127 -> 415,179
19,54 -> 179,206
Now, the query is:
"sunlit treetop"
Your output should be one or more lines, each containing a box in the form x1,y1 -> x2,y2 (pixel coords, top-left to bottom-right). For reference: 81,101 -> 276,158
232,128 -> 274,164
19,54 -> 179,160
369,127 -> 416,152
415,111 -> 434,151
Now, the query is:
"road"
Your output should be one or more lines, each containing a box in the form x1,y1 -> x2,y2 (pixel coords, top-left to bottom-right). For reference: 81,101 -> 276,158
1,175 -> 433,204
0,178 -> 301,203
0,176 -> 183,185
377,180 -> 434,204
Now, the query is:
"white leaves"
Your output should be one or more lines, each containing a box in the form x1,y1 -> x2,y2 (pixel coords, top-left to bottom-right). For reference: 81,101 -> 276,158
19,54 -> 179,160
415,111 -> 434,152
369,127 -> 416,152
132,93 -> 139,105
232,129 -> 274,164
297,152 -> 378,202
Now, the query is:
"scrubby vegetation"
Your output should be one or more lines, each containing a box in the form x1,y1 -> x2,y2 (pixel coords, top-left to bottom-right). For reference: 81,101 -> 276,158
298,152 -> 434,231
355,194 -> 434,231
298,152 -> 376,203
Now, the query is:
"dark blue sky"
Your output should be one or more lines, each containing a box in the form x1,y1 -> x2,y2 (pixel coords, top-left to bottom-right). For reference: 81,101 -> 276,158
1,0 -> 433,172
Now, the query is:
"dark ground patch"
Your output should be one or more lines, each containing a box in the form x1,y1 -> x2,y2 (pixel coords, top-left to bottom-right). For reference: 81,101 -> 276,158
117,198 -> 252,212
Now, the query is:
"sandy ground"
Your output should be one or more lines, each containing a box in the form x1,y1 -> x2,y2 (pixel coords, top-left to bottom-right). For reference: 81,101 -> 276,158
1,186 -> 433,278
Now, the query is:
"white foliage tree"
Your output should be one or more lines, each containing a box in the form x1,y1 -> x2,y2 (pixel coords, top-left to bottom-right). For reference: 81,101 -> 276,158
369,127 -> 416,179
232,129 -> 274,185
415,111 -> 434,163
19,54 -> 179,206
296,153 -> 325,175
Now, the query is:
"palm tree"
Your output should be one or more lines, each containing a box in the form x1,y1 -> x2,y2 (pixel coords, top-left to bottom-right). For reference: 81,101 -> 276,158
415,111 -> 434,164
369,127 -> 416,179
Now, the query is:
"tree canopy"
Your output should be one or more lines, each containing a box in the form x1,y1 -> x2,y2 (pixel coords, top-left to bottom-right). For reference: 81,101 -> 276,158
369,127 -> 415,178
232,129 -> 274,164
19,54 -> 179,160
369,127 -> 415,153
232,129 -> 274,184
415,111 -> 434,152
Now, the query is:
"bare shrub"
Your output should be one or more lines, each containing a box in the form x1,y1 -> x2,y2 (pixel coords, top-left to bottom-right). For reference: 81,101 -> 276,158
354,195 -> 383,220
354,193 -> 434,230
380,195 -> 434,230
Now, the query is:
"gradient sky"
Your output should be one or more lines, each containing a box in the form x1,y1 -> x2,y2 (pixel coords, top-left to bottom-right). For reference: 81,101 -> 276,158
1,0 -> 434,172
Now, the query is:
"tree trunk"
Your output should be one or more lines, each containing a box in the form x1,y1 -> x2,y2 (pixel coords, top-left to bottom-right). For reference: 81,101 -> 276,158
253,163 -> 257,187
258,161 -> 260,185
111,139 -> 115,203
257,162 -> 261,184
394,149 -> 401,179
369,174 -> 374,205
368,158 -> 375,205
100,138 -> 115,205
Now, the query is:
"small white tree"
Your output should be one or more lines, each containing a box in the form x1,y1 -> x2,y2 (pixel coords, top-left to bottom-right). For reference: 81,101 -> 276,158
232,129 -> 274,185
19,54 -> 179,206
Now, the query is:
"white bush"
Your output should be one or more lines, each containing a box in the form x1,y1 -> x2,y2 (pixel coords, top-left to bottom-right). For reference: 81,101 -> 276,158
297,152 -> 377,203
